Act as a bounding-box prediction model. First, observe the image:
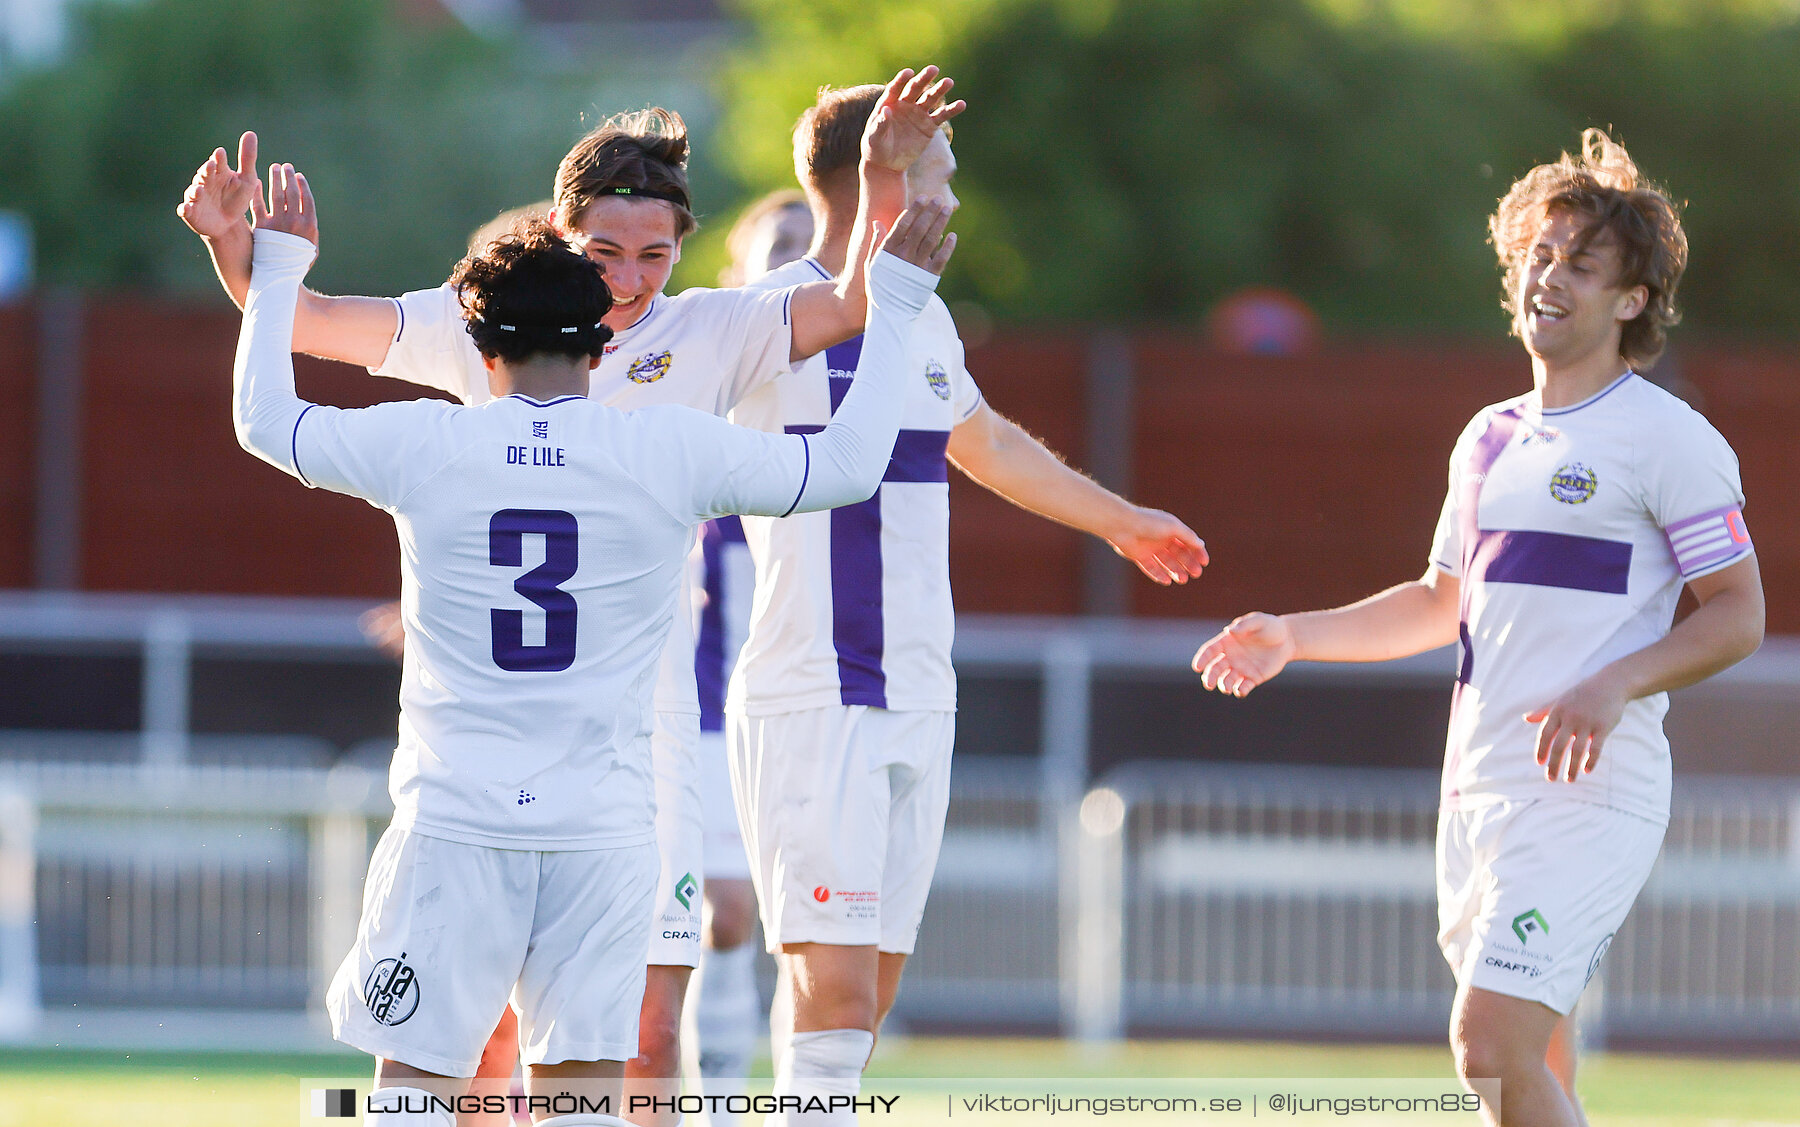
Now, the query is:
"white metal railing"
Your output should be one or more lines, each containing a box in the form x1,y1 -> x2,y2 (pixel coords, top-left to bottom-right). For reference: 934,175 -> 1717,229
4,594 -> 1800,1048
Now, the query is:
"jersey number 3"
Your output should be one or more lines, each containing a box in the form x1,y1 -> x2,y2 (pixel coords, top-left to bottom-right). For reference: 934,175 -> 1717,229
490,509 -> 578,672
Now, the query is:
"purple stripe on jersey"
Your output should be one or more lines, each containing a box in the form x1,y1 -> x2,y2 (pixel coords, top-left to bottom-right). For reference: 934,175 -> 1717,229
695,516 -> 748,732
830,491 -> 888,707
1469,529 -> 1633,594
1448,407 -> 1523,794
886,430 -> 951,483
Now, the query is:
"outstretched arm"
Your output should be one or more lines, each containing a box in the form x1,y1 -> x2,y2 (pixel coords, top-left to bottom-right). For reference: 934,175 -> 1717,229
1191,566 -> 1462,697
1529,554 -> 1763,783
946,403 -> 1208,585
232,163 -> 321,477
179,132 -> 397,368
787,66 -> 965,362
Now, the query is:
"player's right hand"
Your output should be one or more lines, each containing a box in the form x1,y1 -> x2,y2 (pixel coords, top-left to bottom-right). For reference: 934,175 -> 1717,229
875,199 -> 956,276
254,161 -> 319,247
177,131 -> 261,240
863,65 -> 965,174
1192,612 -> 1295,697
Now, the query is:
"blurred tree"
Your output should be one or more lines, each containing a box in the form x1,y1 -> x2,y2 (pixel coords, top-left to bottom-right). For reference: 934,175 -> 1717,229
0,0 -> 594,296
718,0 -> 1800,336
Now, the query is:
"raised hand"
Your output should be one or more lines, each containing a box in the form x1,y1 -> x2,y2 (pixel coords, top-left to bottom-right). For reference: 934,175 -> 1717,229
1191,612 -> 1295,697
1525,672 -> 1629,783
875,199 -> 956,275
177,131 -> 261,240
255,161 -> 319,247
863,65 -> 966,174
1108,508 -> 1208,585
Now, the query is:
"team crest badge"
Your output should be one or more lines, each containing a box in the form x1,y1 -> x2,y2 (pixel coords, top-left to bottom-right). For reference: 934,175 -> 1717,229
363,952 -> 421,1026
627,350 -> 673,384
924,360 -> 950,400
1549,463 -> 1598,505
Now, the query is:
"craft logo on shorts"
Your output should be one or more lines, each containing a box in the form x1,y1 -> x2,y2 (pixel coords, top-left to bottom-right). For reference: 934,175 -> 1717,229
1549,463 -> 1597,504
1585,932 -> 1615,984
1512,908 -> 1550,946
364,952 -> 422,1026
924,360 -> 950,400
674,871 -> 699,911
813,885 -> 831,903
627,350 -> 673,384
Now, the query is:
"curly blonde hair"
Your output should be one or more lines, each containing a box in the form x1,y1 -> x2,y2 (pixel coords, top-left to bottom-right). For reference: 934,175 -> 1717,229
1490,128 -> 1687,367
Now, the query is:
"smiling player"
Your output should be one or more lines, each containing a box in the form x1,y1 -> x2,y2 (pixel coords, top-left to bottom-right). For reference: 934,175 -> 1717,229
1191,130 -> 1764,1127
180,69 -> 962,1127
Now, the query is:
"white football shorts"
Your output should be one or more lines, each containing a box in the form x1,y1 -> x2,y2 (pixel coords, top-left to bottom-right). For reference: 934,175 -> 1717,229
327,825 -> 656,1075
728,705 -> 954,954
698,729 -> 751,881
1437,797 -> 1665,1014
648,711 -> 705,967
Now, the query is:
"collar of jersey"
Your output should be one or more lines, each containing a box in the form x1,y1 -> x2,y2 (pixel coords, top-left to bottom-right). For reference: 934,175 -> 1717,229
608,294 -> 662,342
507,393 -> 586,407
1538,369 -> 1636,416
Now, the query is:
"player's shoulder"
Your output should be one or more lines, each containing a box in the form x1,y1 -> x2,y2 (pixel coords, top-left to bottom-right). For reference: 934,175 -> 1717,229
748,256 -> 833,292
1616,374 -> 1740,463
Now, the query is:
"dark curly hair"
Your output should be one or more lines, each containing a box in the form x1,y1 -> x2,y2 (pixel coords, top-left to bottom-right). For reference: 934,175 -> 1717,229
449,218 -> 613,363
1490,128 -> 1687,368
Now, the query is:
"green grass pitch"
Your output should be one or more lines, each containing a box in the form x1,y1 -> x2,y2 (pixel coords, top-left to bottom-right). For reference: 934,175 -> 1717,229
1,1037 -> 1795,1126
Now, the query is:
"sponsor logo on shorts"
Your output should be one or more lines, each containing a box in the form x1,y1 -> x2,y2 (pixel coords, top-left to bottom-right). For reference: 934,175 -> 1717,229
364,952 -> 421,1026
627,350 -> 673,384
517,789 -> 536,806
1483,955 -> 1545,979
813,886 -> 831,903
662,930 -> 699,941
1585,933 -> 1615,985
674,871 -> 699,911
924,360 -> 950,400
1512,908 -> 1550,945
1549,463 -> 1597,504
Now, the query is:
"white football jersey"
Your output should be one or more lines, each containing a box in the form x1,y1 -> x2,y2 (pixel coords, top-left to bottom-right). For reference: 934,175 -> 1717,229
727,256 -> 983,715
693,516 -> 753,733
1428,372 -> 1753,823
371,281 -> 800,717
237,229 -> 936,849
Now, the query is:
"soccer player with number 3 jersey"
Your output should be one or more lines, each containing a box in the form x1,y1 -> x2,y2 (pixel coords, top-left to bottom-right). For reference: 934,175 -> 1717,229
230,154 -> 952,1126
1192,131 -> 1764,1127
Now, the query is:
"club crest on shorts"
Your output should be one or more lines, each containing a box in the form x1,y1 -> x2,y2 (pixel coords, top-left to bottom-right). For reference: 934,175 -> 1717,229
813,885 -> 831,903
627,350 -> 673,384
924,359 -> 950,400
1549,463 -> 1597,504
1585,932 -> 1615,984
1512,908 -> 1550,945
674,871 -> 699,911
364,952 -> 421,1026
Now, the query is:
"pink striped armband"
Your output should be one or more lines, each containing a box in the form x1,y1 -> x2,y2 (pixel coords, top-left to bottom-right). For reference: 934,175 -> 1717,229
1665,505 -> 1753,577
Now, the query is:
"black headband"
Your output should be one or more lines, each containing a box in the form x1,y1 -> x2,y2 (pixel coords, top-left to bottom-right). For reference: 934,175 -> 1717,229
604,184 -> 688,207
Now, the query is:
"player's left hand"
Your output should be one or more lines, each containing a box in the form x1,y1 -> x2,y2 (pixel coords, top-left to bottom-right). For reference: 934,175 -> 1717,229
1108,507 -> 1208,585
1525,672 -> 1629,783
863,65 -> 966,174
253,161 -> 319,247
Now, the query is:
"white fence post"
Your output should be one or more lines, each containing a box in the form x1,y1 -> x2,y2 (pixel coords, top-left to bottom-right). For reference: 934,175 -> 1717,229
141,609 -> 191,767
1045,635 -> 1094,1036
0,788 -> 42,1039
1072,786 -> 1126,1042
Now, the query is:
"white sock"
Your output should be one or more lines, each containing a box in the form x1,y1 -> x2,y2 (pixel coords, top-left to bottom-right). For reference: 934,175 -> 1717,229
766,1028 -> 874,1127
363,1086 -> 453,1127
